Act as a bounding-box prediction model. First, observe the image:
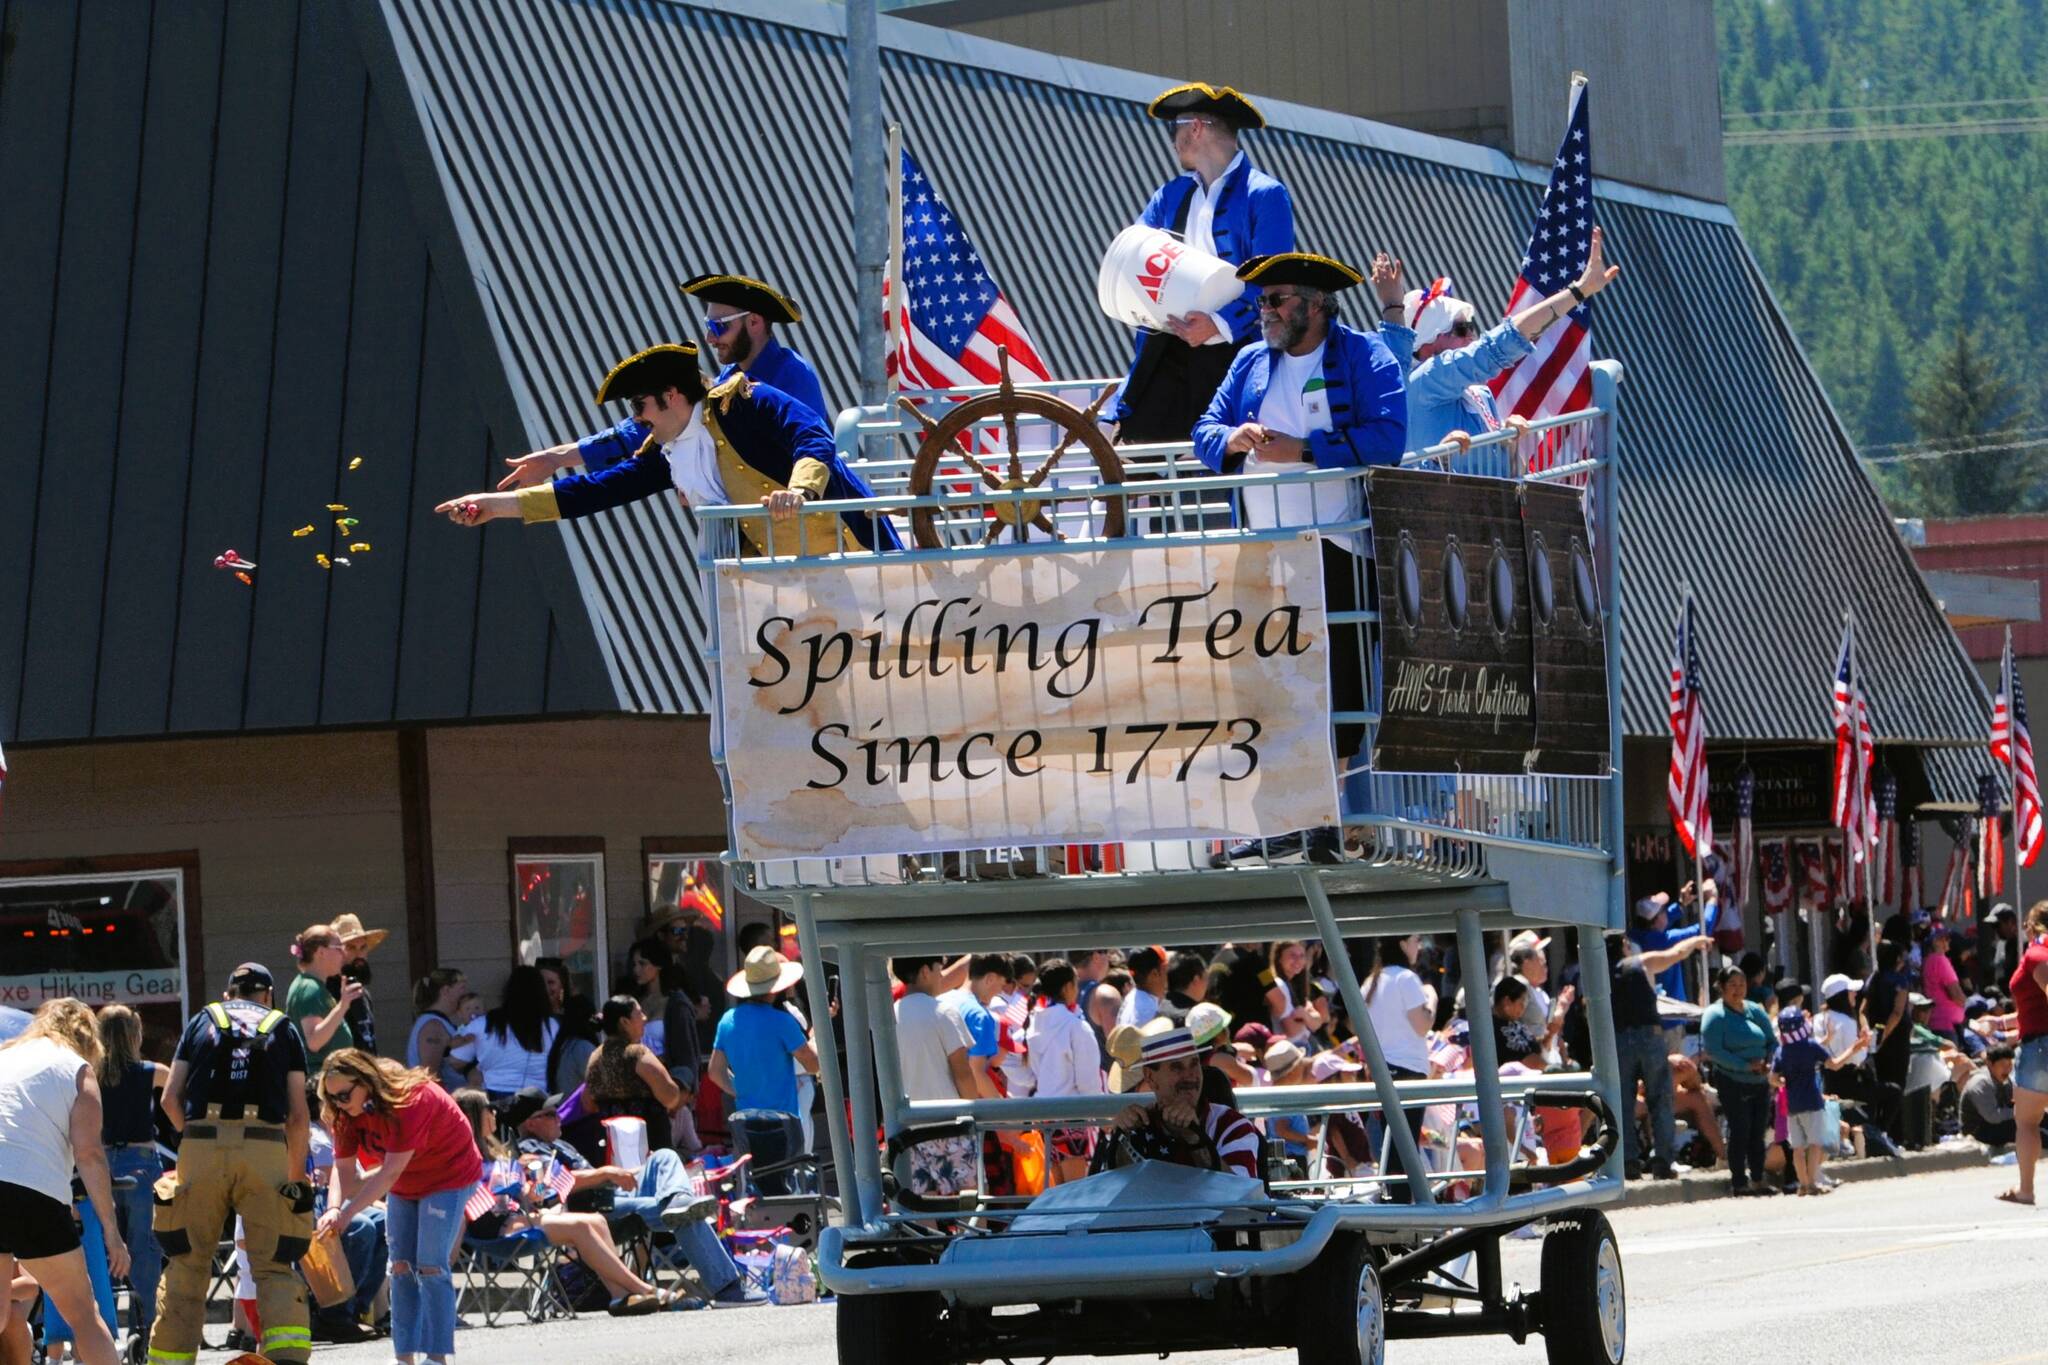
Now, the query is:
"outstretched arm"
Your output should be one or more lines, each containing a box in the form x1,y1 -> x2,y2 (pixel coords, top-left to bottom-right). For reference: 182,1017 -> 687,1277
1508,225 -> 1619,341
435,443 -> 672,526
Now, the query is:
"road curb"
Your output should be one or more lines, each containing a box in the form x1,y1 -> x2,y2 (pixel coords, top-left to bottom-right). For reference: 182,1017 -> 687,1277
1617,1141 -> 2013,1207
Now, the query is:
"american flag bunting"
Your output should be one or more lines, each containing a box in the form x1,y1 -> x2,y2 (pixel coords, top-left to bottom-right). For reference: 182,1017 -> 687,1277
1760,838 -> 1793,914
1979,775 -> 2006,898
1993,633 -> 2044,868
1875,768 -> 1901,909
1939,818 -> 1973,921
1900,816 -> 1923,911
1667,597 -> 1712,858
1733,765 -> 1756,904
1488,76 -> 1597,471
1796,839 -> 1829,908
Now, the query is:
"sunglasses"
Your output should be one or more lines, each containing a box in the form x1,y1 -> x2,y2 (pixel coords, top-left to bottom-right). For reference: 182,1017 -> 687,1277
323,1081 -> 360,1105
1447,320 -> 1480,338
704,311 -> 752,339
1256,291 -> 1309,311
625,393 -> 659,417
1166,116 -> 1214,135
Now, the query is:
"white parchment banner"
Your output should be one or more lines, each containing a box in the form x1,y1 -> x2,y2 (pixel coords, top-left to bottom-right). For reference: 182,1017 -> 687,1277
716,535 -> 1339,861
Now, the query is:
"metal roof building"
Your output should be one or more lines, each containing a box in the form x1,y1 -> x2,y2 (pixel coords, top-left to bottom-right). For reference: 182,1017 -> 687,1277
0,0 -> 1988,783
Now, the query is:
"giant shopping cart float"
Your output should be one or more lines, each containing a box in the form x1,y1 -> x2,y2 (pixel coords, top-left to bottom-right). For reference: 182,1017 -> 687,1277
693,356 -> 1632,1365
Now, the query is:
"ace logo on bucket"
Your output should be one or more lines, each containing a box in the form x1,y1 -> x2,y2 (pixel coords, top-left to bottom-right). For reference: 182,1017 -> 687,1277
1138,238 -> 1185,302
716,539 -> 1340,860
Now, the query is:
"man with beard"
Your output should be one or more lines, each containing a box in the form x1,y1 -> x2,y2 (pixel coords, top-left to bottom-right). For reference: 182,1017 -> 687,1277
328,914 -> 389,1055
1193,251 -> 1405,866
434,342 -> 899,557
1105,83 -> 1294,446
496,273 -> 828,484
1094,1021 -> 1261,1178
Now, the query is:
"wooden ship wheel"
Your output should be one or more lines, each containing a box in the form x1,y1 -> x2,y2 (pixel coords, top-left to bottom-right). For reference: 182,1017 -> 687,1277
899,347 -> 1127,550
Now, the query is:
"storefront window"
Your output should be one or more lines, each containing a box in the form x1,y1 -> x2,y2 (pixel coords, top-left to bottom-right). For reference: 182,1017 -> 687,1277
644,848 -> 778,980
511,847 -> 606,1005
0,868 -> 190,1055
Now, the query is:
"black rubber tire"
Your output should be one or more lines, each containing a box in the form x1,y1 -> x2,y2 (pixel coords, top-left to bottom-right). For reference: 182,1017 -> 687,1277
1295,1233 -> 1387,1365
836,1287 -> 942,1365
1540,1210 -> 1626,1364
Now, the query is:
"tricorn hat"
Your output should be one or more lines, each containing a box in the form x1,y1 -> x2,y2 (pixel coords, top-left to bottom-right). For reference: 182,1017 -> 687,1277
1236,252 -> 1363,293
594,343 -> 704,405
1148,81 -> 1265,131
681,273 -> 802,326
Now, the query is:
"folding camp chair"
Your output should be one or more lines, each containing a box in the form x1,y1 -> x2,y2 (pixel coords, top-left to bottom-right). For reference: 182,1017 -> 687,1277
456,1227 -> 573,1327
723,1110 -> 837,1251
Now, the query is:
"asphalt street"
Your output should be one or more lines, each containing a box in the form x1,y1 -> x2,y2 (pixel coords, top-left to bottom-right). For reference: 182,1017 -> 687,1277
309,1163 -> 2045,1365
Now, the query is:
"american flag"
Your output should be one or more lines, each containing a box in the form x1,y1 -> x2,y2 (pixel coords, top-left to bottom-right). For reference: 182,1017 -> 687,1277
1831,622 -> 1879,865
463,1158 -> 518,1222
1876,768 -> 1900,908
1993,633 -> 2043,868
1796,839 -> 1829,907
1667,597 -> 1712,858
999,989 -> 1029,1034
1760,838 -> 1793,914
887,145 -> 1050,394
1900,815 -> 1923,910
1733,765 -> 1756,904
1940,817 -> 1974,921
1979,774 -> 2006,898
542,1155 -> 575,1203
1488,76 -> 1596,471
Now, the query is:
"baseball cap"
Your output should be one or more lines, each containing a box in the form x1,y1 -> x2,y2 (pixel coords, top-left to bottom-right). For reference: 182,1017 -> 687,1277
1507,931 -> 1551,962
1775,977 -> 1804,1003
1909,992 -> 1932,1010
1310,1052 -> 1363,1082
1990,903 -> 2016,922
1820,973 -> 1862,1000
497,1087 -> 566,1128
227,962 -> 273,991
1632,893 -> 1670,923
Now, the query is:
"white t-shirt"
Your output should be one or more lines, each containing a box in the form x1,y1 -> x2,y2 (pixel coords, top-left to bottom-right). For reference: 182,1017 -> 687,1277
1362,964 -> 1432,1073
1247,341 -> 1360,554
896,992 -> 973,1102
1819,1008 -> 1867,1065
453,1015 -> 559,1095
0,1037 -> 87,1204
1116,988 -> 1161,1030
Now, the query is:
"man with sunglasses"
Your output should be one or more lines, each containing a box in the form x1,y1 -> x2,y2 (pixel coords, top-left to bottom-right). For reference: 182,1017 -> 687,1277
496,273 -> 828,485
1193,251 -> 1406,866
434,342 -> 900,556
149,963 -> 316,1365
1371,228 -> 1620,477
1105,83 -> 1295,447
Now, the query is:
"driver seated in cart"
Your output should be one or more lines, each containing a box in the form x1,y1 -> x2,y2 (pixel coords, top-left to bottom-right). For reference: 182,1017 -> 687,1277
1094,1019 -> 1262,1179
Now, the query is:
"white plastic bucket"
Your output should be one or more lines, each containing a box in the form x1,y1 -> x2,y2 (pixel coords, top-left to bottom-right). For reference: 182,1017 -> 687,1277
1096,224 -> 1244,330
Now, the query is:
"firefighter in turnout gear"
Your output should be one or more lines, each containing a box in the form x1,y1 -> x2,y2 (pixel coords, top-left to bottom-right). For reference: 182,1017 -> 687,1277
148,963 -> 314,1365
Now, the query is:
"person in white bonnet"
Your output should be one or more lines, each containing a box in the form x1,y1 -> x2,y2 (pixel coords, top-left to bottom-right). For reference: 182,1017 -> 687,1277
1368,228 -> 1619,477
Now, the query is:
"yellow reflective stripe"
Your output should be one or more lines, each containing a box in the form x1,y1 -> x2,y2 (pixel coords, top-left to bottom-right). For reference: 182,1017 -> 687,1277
206,1002 -> 231,1030
255,1009 -> 286,1034
262,1327 -> 312,1344
149,1352 -> 198,1363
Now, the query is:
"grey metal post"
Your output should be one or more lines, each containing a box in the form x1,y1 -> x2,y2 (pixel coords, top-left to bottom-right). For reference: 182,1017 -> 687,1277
848,0 -> 886,413
863,954 -> 907,1132
1297,869 -> 1435,1205
793,893 -> 864,1226
1585,358 -> 1628,1182
835,946 -> 887,1222
1454,910 -> 1509,1200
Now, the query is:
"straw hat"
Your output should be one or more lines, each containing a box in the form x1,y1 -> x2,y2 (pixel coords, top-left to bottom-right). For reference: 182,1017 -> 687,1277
1262,1039 -> 1306,1081
1109,1018 -> 1206,1093
726,946 -> 804,999
329,914 -> 389,956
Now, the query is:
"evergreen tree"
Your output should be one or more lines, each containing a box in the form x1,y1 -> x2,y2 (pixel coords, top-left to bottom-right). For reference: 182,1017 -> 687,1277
1894,330 -> 2031,516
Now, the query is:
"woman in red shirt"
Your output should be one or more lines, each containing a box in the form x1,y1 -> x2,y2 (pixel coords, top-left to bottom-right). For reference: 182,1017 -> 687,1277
2003,902 -> 2048,1206
315,1050 -> 481,1363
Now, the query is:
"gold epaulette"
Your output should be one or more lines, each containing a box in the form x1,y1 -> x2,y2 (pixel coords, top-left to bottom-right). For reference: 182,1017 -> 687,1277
707,372 -> 754,414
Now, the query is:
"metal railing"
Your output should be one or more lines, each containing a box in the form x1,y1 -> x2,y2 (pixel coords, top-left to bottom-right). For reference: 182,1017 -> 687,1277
695,361 -> 1623,896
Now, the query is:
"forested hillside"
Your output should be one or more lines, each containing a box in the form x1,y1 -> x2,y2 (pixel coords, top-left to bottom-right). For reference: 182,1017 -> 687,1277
1717,0 -> 2048,515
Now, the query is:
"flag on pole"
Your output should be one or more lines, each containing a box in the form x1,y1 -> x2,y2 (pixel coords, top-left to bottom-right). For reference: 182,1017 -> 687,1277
1760,839 -> 1793,915
1667,597 -> 1712,858
1488,76 -> 1597,471
464,1158 -> 517,1223
1979,775 -> 2006,897
1733,765 -> 1756,904
1900,816 -> 1923,911
1875,768 -> 1901,909
1831,622 -> 1879,865
886,144 -> 1051,394
1993,634 -> 2044,868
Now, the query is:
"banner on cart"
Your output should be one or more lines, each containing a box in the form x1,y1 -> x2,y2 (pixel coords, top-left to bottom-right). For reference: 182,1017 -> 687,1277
715,537 -> 1341,860
1368,468 -> 1609,777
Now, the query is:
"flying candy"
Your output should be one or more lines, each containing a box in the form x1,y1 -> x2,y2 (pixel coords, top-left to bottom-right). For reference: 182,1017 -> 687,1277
333,556 -> 352,567
335,517 -> 360,530
316,554 -> 331,570
327,503 -> 349,512
348,457 -> 364,471
234,571 -> 253,586
213,549 -> 257,571
292,524 -> 316,537
349,542 -> 371,553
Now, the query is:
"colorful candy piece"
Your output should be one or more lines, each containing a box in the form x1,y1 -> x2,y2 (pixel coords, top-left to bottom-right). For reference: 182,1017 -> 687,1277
348,456 -> 364,471
349,542 -> 371,553
333,556 -> 352,567
335,517 -> 360,530
327,503 -> 349,512
213,549 -> 257,571
234,571 -> 253,586
315,554 -> 331,570
292,524 -> 316,537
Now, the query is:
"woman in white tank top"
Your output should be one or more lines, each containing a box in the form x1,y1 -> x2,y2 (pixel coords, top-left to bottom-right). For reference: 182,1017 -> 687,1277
0,999 -> 130,1365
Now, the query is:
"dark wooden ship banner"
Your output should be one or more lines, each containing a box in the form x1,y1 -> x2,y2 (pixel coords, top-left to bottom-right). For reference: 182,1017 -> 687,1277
1366,468 -> 1610,777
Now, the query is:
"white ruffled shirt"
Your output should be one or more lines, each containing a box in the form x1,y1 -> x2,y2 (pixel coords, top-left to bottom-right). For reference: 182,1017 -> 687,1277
663,402 -> 725,509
